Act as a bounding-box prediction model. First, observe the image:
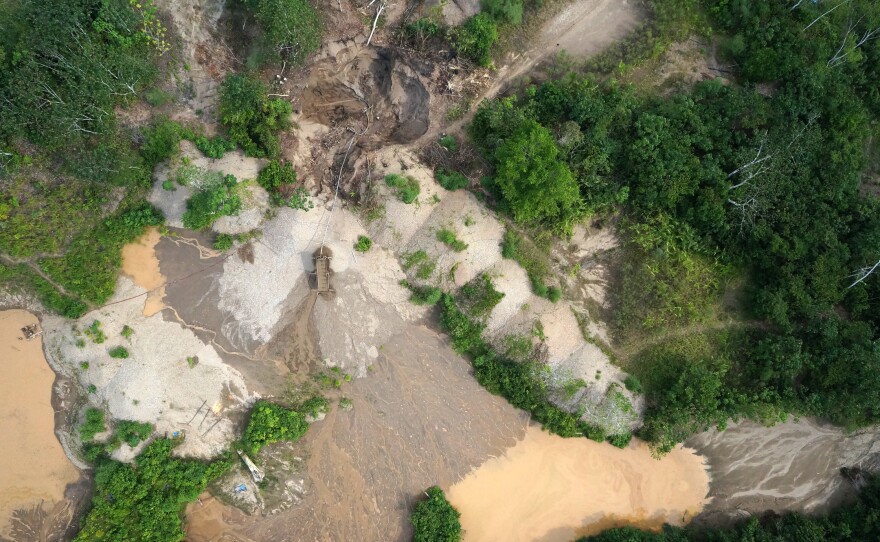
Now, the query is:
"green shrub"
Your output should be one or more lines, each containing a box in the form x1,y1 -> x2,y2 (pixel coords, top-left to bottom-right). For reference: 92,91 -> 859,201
436,228 -> 468,252
121,325 -> 134,339
453,14 -> 498,67
299,396 -> 329,418
435,169 -> 469,191
482,0 -> 522,24
109,346 -> 130,359
606,433 -> 632,449
85,321 -> 107,344
218,73 -> 291,158
410,285 -> 443,305
115,420 -> 153,447
439,135 -> 459,153
623,375 -> 642,394
411,486 -> 462,542
162,180 -> 175,191
182,175 -> 242,230
214,233 -> 234,251
79,408 -> 105,442
458,273 -> 504,318
354,235 -> 373,253
238,0 -> 322,66
385,174 -> 421,204
242,401 -> 309,455
257,160 -> 313,210
547,286 -> 561,303
140,118 -> 182,169
194,135 -> 236,159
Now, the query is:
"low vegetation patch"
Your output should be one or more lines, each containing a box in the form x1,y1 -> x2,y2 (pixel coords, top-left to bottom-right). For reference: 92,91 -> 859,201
241,401 -> 309,455
182,175 -> 242,230
354,235 -> 373,253
436,228 -> 468,252
435,169 -> 469,191
385,174 -> 421,204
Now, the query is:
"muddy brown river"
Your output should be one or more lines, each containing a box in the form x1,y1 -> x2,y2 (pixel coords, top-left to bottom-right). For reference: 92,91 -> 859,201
447,426 -> 708,542
0,310 -> 79,537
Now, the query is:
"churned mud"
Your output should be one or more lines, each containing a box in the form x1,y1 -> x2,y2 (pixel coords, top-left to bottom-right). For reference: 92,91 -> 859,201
689,419 -> 880,523
447,426 -> 709,542
0,311 -> 80,538
185,324 -> 529,541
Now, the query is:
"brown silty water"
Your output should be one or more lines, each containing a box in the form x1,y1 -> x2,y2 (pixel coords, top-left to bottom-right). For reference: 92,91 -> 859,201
121,226 -> 166,316
0,310 -> 80,536
447,426 -> 709,542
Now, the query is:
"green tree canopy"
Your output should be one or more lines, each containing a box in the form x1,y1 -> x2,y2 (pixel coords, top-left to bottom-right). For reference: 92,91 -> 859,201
411,486 -> 462,542
494,120 -> 582,233
218,73 -> 291,158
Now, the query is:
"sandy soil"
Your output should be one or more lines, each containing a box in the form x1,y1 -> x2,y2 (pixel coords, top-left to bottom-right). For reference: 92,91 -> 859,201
0,311 -> 80,537
448,426 -> 709,542
41,275 -> 255,459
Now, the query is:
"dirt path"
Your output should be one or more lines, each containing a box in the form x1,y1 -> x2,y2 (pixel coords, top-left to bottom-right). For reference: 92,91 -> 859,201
417,0 -> 641,147
487,0 -> 641,98
0,310 -> 80,538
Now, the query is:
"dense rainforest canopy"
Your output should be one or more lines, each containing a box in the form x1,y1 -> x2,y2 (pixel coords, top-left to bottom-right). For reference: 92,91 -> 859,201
470,0 -> 880,453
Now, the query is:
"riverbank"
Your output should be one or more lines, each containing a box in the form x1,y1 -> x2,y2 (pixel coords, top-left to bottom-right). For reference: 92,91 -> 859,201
0,310 -> 82,539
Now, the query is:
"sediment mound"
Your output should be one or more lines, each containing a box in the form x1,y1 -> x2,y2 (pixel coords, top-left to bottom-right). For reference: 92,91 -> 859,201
301,46 -> 430,146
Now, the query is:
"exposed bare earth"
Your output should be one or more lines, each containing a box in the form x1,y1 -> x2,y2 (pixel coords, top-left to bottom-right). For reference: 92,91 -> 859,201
186,320 -> 529,541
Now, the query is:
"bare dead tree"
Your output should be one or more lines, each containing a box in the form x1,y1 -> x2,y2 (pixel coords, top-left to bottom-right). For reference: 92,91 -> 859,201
847,258 -> 880,289
367,0 -> 387,46
727,116 -> 818,234
804,0 -> 853,31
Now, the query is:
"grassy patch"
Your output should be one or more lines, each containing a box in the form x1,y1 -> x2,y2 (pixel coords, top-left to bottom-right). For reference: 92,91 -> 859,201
39,203 -> 164,305
385,174 -> 421,204
354,235 -> 372,253
437,228 -> 468,252
435,168 -> 470,191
